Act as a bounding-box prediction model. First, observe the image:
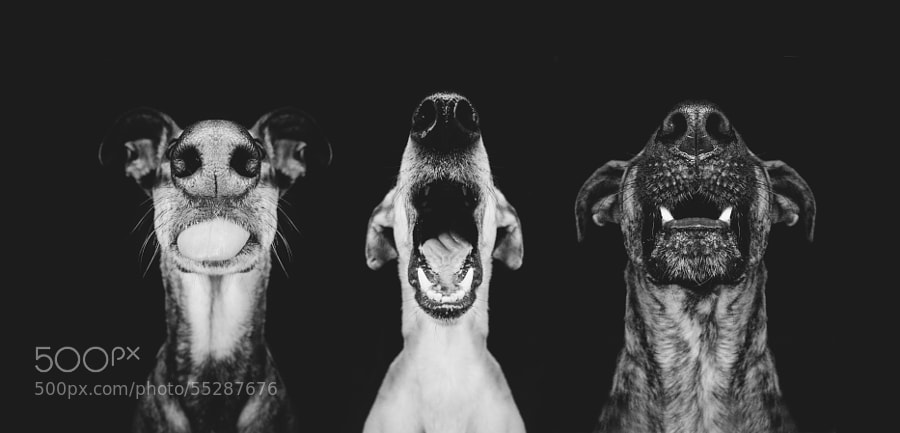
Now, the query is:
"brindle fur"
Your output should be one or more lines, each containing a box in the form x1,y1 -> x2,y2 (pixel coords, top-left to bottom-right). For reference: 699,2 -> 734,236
101,108 -> 331,433
576,101 -> 815,433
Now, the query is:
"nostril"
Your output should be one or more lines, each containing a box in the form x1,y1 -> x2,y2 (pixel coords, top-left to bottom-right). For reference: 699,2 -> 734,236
454,99 -> 479,132
657,111 -> 687,144
412,99 -> 438,133
230,146 -> 261,178
170,145 -> 202,178
705,112 -> 734,142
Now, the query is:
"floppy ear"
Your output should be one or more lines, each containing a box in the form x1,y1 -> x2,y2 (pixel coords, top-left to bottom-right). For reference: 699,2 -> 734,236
492,189 -> 524,270
764,160 -> 816,242
251,107 -> 333,194
574,160 -> 628,242
99,107 -> 181,194
365,187 -> 399,270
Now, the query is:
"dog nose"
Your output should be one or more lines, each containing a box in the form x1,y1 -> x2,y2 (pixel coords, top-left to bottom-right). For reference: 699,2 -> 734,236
656,102 -> 736,157
169,121 -> 261,198
410,93 -> 481,151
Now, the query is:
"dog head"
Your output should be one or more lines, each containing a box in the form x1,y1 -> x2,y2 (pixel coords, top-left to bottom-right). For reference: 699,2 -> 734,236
365,92 -> 523,323
100,107 -> 331,275
576,101 -> 815,287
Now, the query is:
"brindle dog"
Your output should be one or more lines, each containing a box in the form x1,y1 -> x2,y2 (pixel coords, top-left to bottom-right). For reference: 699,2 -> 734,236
101,107 -> 331,432
576,101 -> 815,433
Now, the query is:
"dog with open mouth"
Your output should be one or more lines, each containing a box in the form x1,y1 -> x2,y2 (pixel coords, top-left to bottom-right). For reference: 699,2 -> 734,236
364,92 -> 526,433
576,101 -> 815,433
100,107 -> 331,432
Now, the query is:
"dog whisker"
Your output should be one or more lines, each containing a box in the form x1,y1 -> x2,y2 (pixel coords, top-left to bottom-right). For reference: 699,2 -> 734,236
142,239 -> 160,278
271,242 -> 289,278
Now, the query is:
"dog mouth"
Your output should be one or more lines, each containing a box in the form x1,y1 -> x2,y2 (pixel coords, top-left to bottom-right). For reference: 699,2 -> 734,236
408,180 -> 483,321
172,218 -> 261,272
643,194 -> 750,285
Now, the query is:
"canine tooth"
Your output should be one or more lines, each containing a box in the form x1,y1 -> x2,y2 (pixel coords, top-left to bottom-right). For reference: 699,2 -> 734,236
660,207 -> 674,223
417,267 -> 435,291
719,206 -> 733,223
458,267 -> 474,292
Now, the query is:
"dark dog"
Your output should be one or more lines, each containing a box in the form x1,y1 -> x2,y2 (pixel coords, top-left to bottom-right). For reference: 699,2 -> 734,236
101,108 -> 331,432
576,101 -> 815,433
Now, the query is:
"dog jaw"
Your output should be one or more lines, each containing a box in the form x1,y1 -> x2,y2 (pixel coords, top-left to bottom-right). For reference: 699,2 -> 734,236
152,179 -> 280,276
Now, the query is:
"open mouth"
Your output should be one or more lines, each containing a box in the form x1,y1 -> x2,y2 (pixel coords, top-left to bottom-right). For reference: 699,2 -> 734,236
408,180 -> 483,320
659,196 -> 735,231
643,194 -> 750,284
173,218 -> 260,270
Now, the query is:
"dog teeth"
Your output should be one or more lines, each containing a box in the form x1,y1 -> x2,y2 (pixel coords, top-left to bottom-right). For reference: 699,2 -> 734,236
417,267 -> 434,290
718,206 -> 733,223
417,266 -> 471,304
458,267 -> 474,292
660,207 -> 674,223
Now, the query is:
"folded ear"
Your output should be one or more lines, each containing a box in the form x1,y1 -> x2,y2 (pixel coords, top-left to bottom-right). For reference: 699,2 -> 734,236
764,160 -> 816,242
574,160 -> 628,242
251,107 -> 333,195
365,187 -> 399,270
492,189 -> 524,270
98,107 -> 181,194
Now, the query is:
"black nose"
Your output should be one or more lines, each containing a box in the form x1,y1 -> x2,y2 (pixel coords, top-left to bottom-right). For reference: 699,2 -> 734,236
656,102 -> 735,157
229,144 -> 262,178
168,121 -> 262,198
169,143 -> 203,178
410,93 -> 481,152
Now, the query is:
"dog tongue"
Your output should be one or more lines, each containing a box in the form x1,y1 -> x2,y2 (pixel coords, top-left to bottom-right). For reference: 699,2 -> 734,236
177,218 -> 250,261
420,232 -> 472,285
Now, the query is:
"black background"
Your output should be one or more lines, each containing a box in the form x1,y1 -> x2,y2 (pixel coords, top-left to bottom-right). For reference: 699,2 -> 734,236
15,17 -> 855,433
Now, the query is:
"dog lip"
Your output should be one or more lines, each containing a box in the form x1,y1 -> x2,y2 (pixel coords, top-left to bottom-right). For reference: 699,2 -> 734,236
664,217 -> 729,230
408,246 -> 481,320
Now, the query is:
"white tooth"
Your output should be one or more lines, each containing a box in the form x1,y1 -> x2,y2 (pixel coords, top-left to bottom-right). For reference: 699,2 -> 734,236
458,267 -> 474,292
449,289 -> 463,302
660,207 -> 674,223
719,206 -> 733,223
417,267 -> 432,290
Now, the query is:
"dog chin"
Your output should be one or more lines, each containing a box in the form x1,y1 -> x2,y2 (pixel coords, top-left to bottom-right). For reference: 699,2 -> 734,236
646,233 -> 744,287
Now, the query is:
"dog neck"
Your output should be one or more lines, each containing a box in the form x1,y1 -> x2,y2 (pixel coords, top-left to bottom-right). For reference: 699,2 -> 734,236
157,256 -> 271,384
400,285 -> 490,373
601,262 -> 793,432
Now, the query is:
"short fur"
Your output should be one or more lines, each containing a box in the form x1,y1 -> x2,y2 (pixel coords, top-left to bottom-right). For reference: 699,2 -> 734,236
576,101 -> 815,433
364,93 -> 526,433
101,107 -> 331,433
